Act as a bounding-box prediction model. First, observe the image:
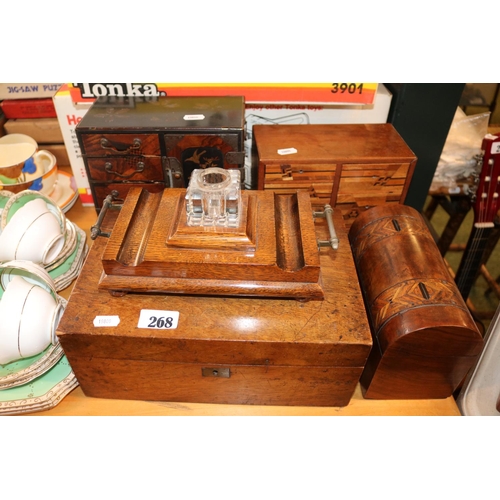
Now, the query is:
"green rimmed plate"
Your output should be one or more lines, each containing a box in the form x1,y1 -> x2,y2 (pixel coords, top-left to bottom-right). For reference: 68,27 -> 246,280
0,355 -> 78,415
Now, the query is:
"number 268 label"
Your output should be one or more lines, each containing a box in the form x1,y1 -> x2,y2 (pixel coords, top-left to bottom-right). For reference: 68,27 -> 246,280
137,309 -> 179,329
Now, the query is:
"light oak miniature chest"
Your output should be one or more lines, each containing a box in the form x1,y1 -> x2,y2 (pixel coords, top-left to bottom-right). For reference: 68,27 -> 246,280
253,123 -> 417,227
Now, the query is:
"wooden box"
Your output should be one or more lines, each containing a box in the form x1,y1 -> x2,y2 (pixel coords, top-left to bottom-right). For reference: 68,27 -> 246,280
76,96 -> 245,211
253,124 -> 417,228
56,204 -> 372,407
349,204 -> 484,399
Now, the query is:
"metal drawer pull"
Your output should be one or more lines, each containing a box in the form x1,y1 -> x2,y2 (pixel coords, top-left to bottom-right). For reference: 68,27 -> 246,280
313,204 -> 339,250
100,137 -> 142,152
105,161 -> 145,178
90,190 -> 122,240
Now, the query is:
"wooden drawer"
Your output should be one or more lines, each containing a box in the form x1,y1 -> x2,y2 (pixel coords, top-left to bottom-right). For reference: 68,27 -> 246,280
334,162 -> 412,223
80,133 -> 161,156
264,163 -> 336,183
263,163 -> 336,207
85,156 -> 164,182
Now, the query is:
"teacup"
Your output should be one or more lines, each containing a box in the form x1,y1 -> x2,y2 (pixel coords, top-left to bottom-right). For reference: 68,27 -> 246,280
21,150 -> 58,196
0,134 -> 56,185
0,275 -> 61,365
0,260 -> 58,300
0,198 -> 65,265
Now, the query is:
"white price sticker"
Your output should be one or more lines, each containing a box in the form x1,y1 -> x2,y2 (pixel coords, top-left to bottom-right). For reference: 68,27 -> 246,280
183,114 -> 205,121
93,316 -> 120,327
491,141 -> 500,154
277,148 -> 297,155
137,309 -> 180,329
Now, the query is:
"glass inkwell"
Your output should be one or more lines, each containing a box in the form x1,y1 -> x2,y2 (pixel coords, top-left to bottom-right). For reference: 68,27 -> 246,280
185,167 -> 241,227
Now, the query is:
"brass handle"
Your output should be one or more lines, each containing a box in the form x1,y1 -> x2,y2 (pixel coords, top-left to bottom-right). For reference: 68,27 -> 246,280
313,204 -> 339,250
104,161 -> 145,178
90,190 -> 121,240
100,137 -> 142,153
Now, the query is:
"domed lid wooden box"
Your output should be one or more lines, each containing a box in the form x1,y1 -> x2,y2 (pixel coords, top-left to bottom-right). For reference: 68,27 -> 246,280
349,203 -> 484,399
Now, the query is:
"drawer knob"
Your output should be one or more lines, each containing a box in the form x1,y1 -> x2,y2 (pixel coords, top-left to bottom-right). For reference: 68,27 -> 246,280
104,161 -> 145,178
100,137 -> 142,153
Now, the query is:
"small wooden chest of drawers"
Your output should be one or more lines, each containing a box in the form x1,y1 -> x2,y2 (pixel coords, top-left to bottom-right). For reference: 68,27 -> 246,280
76,96 -> 245,211
253,124 -> 417,227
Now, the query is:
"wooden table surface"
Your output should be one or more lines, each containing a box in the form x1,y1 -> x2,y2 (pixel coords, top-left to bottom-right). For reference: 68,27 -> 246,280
28,174 -> 462,416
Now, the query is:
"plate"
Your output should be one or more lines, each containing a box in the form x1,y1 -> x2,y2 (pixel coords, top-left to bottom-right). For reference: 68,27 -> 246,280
0,355 -> 78,415
48,225 -> 88,290
0,343 -> 64,390
0,191 -> 13,231
0,190 -> 13,209
49,171 -> 78,213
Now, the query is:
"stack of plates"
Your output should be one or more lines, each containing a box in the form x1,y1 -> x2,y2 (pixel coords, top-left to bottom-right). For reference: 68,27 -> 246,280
0,355 -> 78,415
0,190 -> 88,292
0,341 -> 65,390
47,220 -> 88,291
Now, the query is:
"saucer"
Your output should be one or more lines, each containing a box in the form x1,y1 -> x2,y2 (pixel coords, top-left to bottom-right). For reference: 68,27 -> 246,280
0,190 -> 13,208
0,342 -> 64,390
0,191 -> 13,231
49,171 -> 78,213
48,224 -> 88,291
0,355 -> 78,415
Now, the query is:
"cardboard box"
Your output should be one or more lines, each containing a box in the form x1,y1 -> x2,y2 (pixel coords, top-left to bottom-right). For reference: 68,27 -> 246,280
243,84 -> 393,187
4,118 -> 63,144
69,82 -> 378,105
0,83 -> 62,100
0,111 -> 6,137
1,98 -> 57,119
52,87 -> 94,205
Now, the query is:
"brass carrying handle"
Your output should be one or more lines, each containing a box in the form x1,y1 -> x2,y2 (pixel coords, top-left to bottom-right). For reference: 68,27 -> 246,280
313,204 -> 339,250
100,137 -> 142,153
90,190 -> 121,240
105,161 -> 145,178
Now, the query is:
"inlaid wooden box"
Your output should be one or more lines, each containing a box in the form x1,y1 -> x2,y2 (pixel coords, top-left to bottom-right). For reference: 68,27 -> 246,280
56,205 -> 372,407
76,96 -> 245,211
349,204 -> 483,399
253,124 -> 417,227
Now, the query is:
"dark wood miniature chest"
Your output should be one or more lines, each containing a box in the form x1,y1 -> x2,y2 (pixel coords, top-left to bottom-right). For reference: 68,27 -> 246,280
76,96 -> 245,211
56,203 -> 372,407
253,124 -> 417,228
